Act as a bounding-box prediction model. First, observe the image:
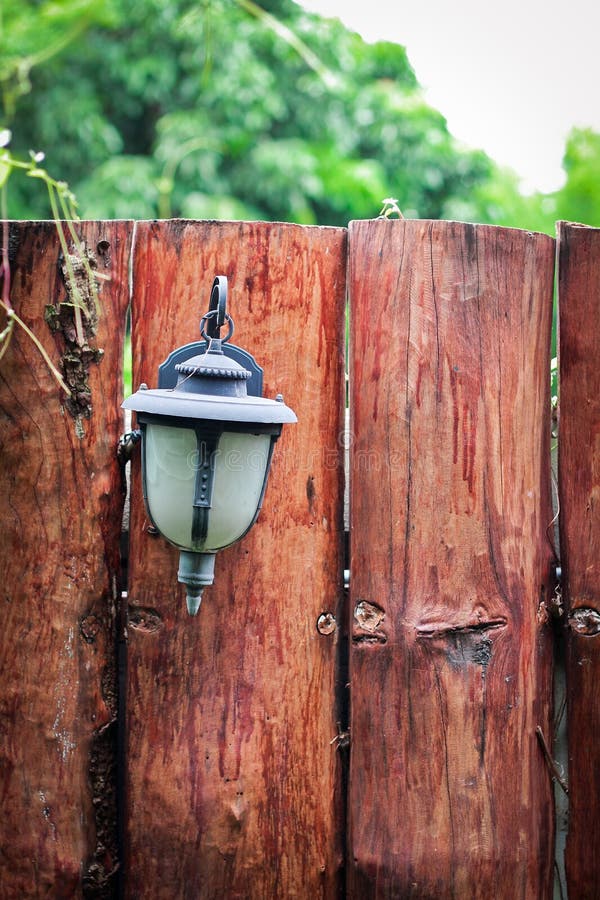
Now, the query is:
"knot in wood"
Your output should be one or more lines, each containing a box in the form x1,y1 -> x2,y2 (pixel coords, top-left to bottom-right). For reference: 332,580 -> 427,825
354,600 -> 385,632
353,600 -> 387,644
316,612 -> 336,635
128,606 -> 163,633
569,607 -> 600,636
80,613 -> 103,644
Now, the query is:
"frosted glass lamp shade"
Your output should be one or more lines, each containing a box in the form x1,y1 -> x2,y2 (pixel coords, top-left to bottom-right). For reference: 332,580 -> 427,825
143,423 -> 273,553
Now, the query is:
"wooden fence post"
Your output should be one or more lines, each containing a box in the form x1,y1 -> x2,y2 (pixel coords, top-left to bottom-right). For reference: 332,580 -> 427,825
125,220 -> 346,897
0,221 -> 132,896
557,221 -> 600,898
347,219 -> 556,897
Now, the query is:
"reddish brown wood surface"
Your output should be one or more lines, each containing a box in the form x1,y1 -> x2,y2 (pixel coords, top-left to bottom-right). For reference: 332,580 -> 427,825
348,219 -> 556,898
0,221 -> 132,895
557,222 -> 600,898
126,220 -> 346,897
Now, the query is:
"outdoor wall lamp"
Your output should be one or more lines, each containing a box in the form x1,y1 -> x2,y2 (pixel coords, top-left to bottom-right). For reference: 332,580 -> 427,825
123,276 -> 296,616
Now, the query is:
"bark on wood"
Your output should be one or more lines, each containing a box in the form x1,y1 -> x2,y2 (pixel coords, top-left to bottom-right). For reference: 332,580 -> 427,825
125,220 -> 346,897
347,219 -> 556,898
557,222 -> 600,898
0,221 -> 132,896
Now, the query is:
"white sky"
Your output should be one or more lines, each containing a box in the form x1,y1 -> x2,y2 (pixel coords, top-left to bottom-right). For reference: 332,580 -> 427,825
299,0 -> 600,193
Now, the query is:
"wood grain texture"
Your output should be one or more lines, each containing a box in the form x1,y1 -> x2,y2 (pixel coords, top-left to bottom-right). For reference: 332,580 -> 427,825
348,219 -> 555,898
0,221 -> 132,896
557,222 -> 600,898
126,220 -> 346,897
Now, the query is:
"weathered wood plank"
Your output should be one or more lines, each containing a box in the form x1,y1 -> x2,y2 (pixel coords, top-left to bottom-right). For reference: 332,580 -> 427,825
557,222 -> 600,898
126,220 -> 346,897
0,221 -> 132,896
348,219 -> 555,898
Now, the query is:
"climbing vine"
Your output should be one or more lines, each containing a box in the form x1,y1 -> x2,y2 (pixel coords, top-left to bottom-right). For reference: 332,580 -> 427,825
0,129 -> 103,397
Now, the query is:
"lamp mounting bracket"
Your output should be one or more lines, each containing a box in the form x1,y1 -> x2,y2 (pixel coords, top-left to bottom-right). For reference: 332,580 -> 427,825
205,275 -> 227,338
156,275 -> 264,395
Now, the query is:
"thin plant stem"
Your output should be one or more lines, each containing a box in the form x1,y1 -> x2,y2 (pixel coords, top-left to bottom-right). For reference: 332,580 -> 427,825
0,314 -> 14,364
58,190 -> 102,316
1,186 -> 10,309
234,0 -> 337,89
0,297 -> 70,395
0,186 -> 13,364
0,144 -> 100,395
157,136 -> 216,219
47,183 -> 86,345
535,725 -> 569,796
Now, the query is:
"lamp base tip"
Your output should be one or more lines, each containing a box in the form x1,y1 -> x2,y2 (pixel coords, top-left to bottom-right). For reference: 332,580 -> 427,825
178,551 -> 216,618
186,590 -> 203,616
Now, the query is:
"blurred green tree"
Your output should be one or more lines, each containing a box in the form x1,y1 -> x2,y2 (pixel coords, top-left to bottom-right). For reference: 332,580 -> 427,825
3,0 -> 496,225
555,128 -> 600,227
0,0 -> 119,119
3,0 -> 599,231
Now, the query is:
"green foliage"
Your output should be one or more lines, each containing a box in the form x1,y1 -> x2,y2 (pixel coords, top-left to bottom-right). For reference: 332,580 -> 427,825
1,0 -> 598,233
444,166 -> 558,235
456,126 -> 600,235
556,128 -> 600,227
2,0 -> 497,226
0,0 -> 119,118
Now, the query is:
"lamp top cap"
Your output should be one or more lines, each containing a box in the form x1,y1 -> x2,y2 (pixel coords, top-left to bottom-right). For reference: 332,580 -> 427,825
175,339 -> 252,382
121,274 -> 297,425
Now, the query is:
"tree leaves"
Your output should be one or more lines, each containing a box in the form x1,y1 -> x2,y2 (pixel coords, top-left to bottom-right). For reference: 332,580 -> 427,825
7,0 -> 595,231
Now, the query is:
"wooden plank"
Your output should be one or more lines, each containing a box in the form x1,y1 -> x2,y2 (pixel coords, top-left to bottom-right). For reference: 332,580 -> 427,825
0,221 -> 132,895
557,222 -> 600,897
348,219 -> 556,898
126,220 -> 346,897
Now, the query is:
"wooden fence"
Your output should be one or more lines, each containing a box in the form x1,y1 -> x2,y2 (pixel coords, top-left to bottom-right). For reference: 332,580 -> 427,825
0,218 -> 598,898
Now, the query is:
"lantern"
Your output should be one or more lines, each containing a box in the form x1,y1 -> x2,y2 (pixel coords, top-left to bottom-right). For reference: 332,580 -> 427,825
123,276 -> 296,615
